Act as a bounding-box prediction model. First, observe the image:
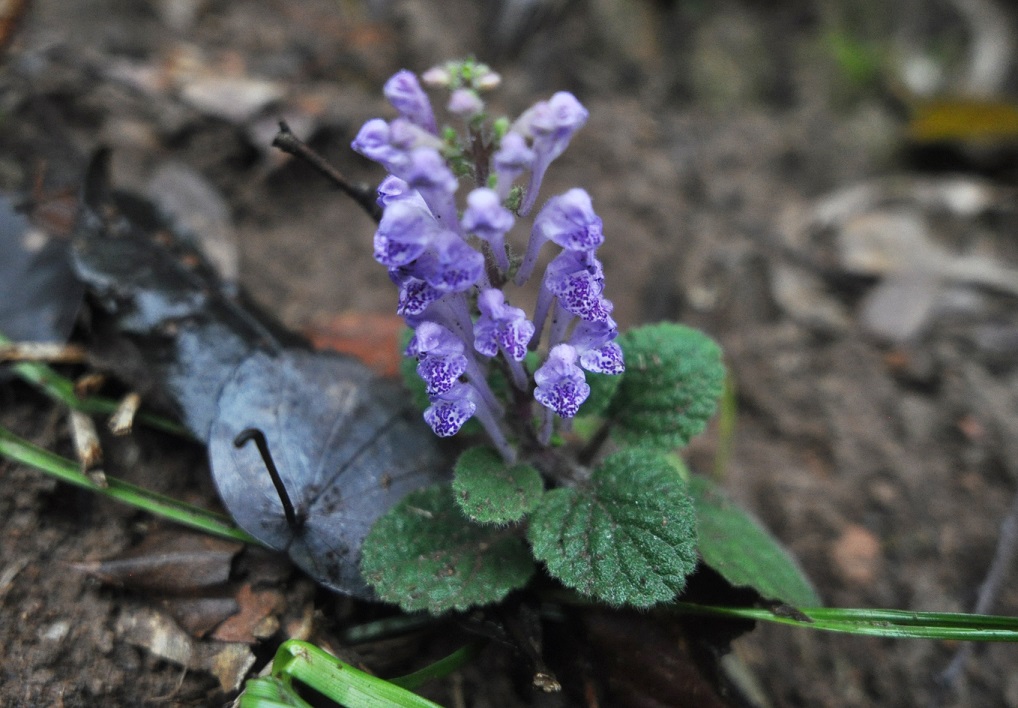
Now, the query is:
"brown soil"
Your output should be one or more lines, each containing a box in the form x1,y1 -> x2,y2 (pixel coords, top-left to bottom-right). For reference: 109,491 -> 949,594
2,1 -> 1017,706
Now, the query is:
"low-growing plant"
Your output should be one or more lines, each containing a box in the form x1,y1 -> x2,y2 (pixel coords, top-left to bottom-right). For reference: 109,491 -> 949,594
349,60 -> 799,613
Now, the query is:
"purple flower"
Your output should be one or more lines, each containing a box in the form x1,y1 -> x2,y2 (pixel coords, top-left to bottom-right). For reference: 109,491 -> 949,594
407,322 -> 468,397
351,119 -> 408,174
516,188 -> 602,284
533,189 -> 603,251
387,118 -> 444,152
474,289 -> 534,361
461,188 -> 514,273
391,269 -> 443,319
543,250 -> 611,322
447,88 -> 484,118
384,70 -> 437,134
513,92 -> 589,215
570,317 -> 624,374
373,200 -> 438,267
376,176 -> 428,210
412,230 -> 484,293
492,132 -> 534,199
393,147 -> 459,229
534,344 -> 590,418
424,382 -> 477,437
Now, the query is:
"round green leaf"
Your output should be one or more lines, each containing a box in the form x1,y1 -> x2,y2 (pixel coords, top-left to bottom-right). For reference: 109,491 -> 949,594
610,323 -> 725,449
452,446 -> 544,524
528,448 -> 698,607
361,483 -> 535,613
689,475 -> 820,607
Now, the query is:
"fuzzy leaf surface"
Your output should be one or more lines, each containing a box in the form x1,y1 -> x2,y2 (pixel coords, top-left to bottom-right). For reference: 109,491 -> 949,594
690,475 -> 820,607
528,448 -> 698,607
610,323 -> 725,449
453,447 -> 543,524
361,483 -> 534,613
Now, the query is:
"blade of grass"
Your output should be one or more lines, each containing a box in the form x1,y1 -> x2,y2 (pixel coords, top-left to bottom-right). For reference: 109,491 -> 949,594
389,642 -> 483,691
1,331 -> 190,437
269,640 -> 444,708
0,425 -> 255,544
673,602 -> 1018,641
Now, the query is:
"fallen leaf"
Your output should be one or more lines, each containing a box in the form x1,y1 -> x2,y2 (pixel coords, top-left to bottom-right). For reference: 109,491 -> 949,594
211,583 -> 285,644
75,529 -> 243,594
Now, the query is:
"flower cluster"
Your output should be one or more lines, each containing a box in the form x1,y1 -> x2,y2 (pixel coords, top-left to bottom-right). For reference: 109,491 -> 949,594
352,60 -> 623,459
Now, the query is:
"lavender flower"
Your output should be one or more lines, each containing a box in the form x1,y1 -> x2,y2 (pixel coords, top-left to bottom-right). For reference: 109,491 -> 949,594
412,230 -> 484,293
407,321 -> 468,397
474,289 -> 534,361
447,88 -> 484,118
461,188 -> 514,274
384,70 -> 437,134
392,270 -> 442,319
516,188 -> 602,284
539,250 -> 611,324
372,199 -> 438,268
351,119 -> 408,174
571,317 -> 625,374
512,92 -> 589,215
394,147 -> 459,229
534,344 -> 590,419
424,382 -> 477,437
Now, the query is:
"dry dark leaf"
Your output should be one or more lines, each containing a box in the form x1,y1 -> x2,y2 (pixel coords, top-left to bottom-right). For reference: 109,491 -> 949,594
75,529 -> 243,594
160,595 -> 240,638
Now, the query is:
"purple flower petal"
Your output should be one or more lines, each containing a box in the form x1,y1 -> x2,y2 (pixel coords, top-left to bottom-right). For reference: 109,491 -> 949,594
393,271 -> 443,318
473,289 -> 535,361
532,188 -> 603,252
351,118 -> 408,173
544,250 -> 610,322
384,70 -> 437,134
461,188 -> 514,241
514,92 -> 589,215
533,344 -> 590,418
424,382 -> 477,437
376,176 -> 422,208
412,231 -> 484,293
492,132 -> 534,198
447,88 -> 484,118
372,200 -> 437,267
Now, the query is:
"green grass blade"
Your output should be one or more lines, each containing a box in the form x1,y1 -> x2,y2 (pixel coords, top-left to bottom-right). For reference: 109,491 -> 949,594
389,642 -> 482,690
1,332 -> 190,437
673,602 -> 1018,641
270,640 -> 444,708
0,425 -> 256,544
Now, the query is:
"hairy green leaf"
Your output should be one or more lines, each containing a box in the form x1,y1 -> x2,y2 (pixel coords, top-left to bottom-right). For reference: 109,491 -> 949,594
361,484 -> 534,613
528,448 -> 698,607
452,447 -> 543,524
610,323 -> 725,449
577,370 -> 622,418
689,475 -> 820,607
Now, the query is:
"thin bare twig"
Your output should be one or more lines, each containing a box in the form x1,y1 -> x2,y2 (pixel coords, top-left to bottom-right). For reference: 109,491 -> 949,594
271,120 -> 382,223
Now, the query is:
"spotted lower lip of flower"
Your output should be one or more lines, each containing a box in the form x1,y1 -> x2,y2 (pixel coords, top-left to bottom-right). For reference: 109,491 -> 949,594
543,250 -> 610,322
532,188 -> 603,252
570,317 -> 625,375
372,200 -> 439,268
473,288 -> 534,361
423,382 -> 477,437
533,343 -> 591,419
